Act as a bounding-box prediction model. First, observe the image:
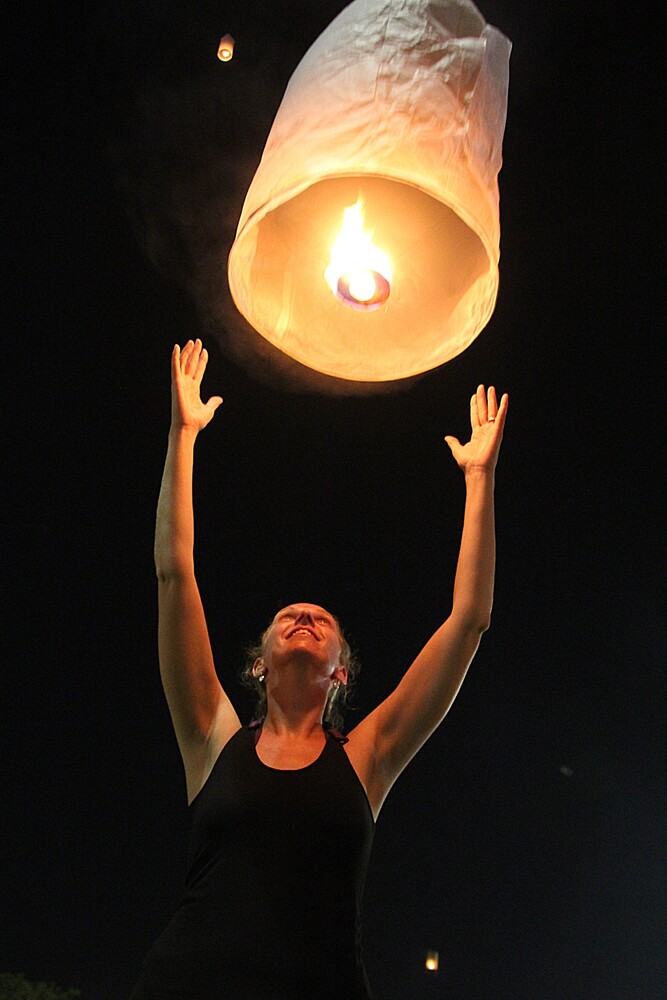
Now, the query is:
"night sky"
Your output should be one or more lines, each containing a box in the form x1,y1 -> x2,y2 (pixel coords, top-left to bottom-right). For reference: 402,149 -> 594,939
4,2 -> 664,999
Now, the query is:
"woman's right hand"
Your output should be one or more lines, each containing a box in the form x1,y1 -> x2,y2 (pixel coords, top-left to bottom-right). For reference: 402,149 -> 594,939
170,339 -> 223,433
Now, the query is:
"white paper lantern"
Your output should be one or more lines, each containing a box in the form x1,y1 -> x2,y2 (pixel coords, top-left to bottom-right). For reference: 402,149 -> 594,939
228,0 -> 511,382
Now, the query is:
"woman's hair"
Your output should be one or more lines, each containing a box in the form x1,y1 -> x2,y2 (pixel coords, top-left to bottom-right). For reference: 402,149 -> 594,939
240,611 -> 360,731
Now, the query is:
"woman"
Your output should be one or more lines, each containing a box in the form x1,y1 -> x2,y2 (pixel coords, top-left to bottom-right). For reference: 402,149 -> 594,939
130,339 -> 508,999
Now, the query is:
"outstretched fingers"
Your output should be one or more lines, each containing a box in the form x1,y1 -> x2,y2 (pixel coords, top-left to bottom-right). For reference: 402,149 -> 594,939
470,384 -> 498,431
173,339 -> 209,380
185,339 -> 203,376
494,391 -> 509,433
476,384 -> 489,425
193,345 -> 208,383
473,385 -> 507,429
470,391 -> 479,430
178,340 -> 193,373
486,385 -> 498,421
171,342 -> 181,378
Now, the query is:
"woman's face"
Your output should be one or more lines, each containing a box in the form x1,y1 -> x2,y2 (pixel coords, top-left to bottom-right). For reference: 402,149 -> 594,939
261,603 -> 345,680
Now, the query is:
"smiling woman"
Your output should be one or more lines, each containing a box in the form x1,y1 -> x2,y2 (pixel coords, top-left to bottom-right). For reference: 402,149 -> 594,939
241,604 -> 360,730
129,339 -> 508,1000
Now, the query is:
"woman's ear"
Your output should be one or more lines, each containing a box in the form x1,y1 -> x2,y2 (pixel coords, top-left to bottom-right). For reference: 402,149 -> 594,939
252,657 -> 265,679
333,663 -> 348,687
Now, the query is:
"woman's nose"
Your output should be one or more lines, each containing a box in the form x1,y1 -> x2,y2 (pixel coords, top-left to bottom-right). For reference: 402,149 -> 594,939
295,610 -> 314,624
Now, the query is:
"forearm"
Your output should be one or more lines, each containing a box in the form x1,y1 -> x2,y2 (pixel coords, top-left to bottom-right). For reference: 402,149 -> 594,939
154,426 -> 199,580
451,467 -> 496,631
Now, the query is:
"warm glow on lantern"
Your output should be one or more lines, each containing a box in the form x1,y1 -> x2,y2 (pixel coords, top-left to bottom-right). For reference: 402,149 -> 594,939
325,201 -> 392,310
228,0 -> 511,382
425,950 -> 439,972
217,34 -> 234,61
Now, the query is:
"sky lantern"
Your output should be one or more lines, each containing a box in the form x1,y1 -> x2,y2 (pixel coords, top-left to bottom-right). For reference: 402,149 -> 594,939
217,34 -> 234,62
228,0 -> 511,382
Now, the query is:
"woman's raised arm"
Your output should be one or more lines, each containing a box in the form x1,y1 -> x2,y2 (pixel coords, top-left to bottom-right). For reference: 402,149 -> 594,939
347,385 -> 508,816
155,339 -> 240,803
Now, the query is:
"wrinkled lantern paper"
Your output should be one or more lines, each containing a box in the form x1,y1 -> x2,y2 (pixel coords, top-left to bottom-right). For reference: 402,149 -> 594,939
228,0 -> 511,381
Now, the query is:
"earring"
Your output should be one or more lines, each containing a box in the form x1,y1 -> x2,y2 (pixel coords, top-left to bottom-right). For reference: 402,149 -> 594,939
332,680 -> 341,691
258,673 -> 265,683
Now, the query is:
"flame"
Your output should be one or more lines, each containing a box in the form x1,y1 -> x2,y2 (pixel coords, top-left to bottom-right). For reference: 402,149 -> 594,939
325,201 -> 392,309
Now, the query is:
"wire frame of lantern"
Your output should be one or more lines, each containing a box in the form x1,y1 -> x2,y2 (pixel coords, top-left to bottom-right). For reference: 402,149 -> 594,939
228,0 -> 511,382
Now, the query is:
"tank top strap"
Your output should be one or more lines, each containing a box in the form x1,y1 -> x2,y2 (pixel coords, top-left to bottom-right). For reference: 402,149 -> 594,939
324,725 -> 349,745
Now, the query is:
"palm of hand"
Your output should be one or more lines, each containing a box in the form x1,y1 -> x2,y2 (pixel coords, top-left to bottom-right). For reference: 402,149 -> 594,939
457,421 -> 499,468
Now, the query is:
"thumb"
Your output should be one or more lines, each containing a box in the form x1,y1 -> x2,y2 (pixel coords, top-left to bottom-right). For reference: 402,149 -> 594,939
444,435 -> 460,454
206,396 -> 223,413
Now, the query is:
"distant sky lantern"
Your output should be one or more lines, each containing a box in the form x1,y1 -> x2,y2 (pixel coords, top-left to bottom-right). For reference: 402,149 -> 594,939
228,0 -> 511,382
217,34 -> 234,62
425,950 -> 439,972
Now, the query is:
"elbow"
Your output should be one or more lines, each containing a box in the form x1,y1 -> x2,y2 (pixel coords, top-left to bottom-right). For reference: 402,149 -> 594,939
154,550 -> 194,583
154,526 -> 194,582
477,613 -> 492,635
476,602 -> 493,633
453,607 -> 492,635
469,614 -> 491,636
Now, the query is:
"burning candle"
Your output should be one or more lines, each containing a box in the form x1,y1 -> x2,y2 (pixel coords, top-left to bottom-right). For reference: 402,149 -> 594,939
325,201 -> 392,310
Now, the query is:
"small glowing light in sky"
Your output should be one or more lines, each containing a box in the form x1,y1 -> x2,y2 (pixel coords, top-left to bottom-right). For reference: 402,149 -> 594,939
325,200 -> 392,310
217,34 -> 235,61
425,950 -> 439,972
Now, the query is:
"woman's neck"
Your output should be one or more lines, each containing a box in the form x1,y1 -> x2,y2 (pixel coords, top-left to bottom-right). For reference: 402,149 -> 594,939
261,701 -> 325,739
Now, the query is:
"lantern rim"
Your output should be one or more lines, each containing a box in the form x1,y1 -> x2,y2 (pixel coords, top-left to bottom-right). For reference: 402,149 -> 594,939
231,168 -> 499,273
228,171 -> 501,382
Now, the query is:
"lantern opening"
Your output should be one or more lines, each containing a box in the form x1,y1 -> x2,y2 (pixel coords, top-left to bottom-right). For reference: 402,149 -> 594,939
325,201 -> 392,311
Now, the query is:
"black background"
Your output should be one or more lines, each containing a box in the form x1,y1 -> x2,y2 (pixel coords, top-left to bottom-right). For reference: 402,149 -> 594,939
4,2 -> 664,998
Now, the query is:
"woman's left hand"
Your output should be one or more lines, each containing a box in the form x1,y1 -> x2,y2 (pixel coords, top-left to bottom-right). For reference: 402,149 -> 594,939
445,384 -> 509,474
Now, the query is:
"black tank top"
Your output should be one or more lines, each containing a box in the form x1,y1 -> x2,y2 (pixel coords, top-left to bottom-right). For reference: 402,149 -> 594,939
131,725 -> 375,999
